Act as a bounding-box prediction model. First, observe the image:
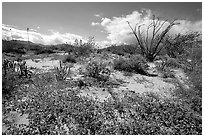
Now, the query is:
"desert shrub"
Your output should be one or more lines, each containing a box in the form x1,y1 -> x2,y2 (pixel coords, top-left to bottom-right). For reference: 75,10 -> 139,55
175,46 -> 202,93
113,57 -> 127,71
85,61 -> 110,82
62,54 -> 77,63
75,43 -> 94,57
155,55 -> 182,78
188,64 -> 202,92
129,54 -> 148,69
2,58 -> 32,95
156,55 -> 181,70
2,67 -> 31,95
161,68 -> 175,78
2,70 -> 17,95
164,32 -> 201,58
86,61 -> 101,78
113,55 -> 148,75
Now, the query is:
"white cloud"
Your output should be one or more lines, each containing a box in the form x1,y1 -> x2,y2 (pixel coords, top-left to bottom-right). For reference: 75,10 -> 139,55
91,22 -> 100,26
94,13 -> 103,18
169,20 -> 202,35
94,14 -> 101,17
101,18 -> 111,26
2,24 -> 85,45
37,26 -> 40,29
30,28 -> 37,32
96,9 -> 202,44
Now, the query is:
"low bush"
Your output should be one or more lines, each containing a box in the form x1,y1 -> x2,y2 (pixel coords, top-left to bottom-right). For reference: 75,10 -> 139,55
86,61 -> 101,78
62,54 -> 77,63
164,32 -> 201,58
113,57 -> 127,71
129,54 -> 148,69
156,55 -> 180,70
113,54 -> 149,75
2,68 -> 31,95
189,64 -> 202,92
75,44 -> 94,57
155,55 -> 181,78
85,61 -> 110,82
2,70 -> 18,95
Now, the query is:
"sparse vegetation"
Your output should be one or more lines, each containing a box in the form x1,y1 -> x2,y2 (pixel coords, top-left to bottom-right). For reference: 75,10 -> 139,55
2,19 -> 202,135
2,74 -> 202,135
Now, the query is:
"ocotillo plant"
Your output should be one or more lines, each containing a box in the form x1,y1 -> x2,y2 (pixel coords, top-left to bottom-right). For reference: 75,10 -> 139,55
27,27 -> 30,49
127,15 -> 179,62
10,29 -> 13,40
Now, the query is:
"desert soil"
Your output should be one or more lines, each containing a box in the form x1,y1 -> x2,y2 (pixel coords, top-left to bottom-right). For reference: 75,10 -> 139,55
23,54 -> 189,101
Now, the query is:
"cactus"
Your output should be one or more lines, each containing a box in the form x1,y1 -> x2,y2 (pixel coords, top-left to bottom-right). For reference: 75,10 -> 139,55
55,61 -> 72,81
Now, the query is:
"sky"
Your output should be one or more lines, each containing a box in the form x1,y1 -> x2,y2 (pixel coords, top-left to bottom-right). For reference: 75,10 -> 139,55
2,2 -> 202,47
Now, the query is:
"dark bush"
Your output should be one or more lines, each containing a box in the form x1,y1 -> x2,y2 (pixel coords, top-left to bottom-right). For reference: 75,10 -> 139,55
113,54 -> 149,75
189,64 -> 202,92
75,44 -> 94,57
113,57 -> 126,71
164,32 -> 201,58
2,70 -> 17,95
35,48 -> 55,55
2,68 -> 30,95
62,55 -> 77,63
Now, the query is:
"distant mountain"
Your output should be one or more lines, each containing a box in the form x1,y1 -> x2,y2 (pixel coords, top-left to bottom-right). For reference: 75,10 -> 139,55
2,40 -> 78,54
99,44 -> 141,55
2,39 -> 144,56
2,40 -> 45,54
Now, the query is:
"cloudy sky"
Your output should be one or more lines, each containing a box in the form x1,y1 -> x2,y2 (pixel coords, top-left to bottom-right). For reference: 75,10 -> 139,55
2,2 -> 202,47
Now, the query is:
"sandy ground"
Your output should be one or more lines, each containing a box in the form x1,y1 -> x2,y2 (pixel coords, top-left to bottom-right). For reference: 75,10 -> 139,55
111,71 -> 176,98
25,57 -> 60,72
23,56 -> 189,102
